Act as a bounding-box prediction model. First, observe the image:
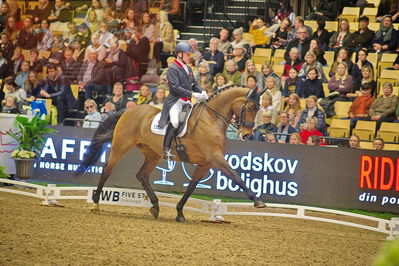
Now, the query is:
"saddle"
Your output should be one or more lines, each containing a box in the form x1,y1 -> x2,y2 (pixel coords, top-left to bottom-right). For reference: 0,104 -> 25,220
151,104 -> 193,138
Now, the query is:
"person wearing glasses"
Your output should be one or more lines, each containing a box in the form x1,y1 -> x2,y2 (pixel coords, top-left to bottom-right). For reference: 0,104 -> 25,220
284,26 -> 310,62
82,99 -> 101,128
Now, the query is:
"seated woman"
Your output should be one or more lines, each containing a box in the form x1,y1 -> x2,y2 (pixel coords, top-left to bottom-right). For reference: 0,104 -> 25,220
254,93 -> 275,126
249,110 -> 277,141
282,68 -> 302,98
195,62 -> 213,85
311,20 -> 330,50
103,82 -> 128,111
263,76 -> 282,119
347,83 -> 375,129
308,39 -> 327,66
77,0 -> 103,23
297,95 -> 327,134
15,61 -> 30,89
121,8 -> 137,31
323,62 -> 353,117
300,67 -> 324,99
101,102 -> 116,121
226,27 -> 251,60
282,47 -> 303,81
84,33 -> 107,62
351,65 -> 376,97
298,51 -> 326,82
1,95 -> 19,114
351,48 -> 374,90
223,60 -> 241,85
213,73 -> 228,91
82,99 -> 102,129
134,85 -> 152,105
3,77 -> 27,103
149,87 -> 166,110
329,47 -> 353,77
371,15 -> 398,53
241,59 -> 263,91
362,82 -> 398,129
328,19 -> 354,52
348,135 -> 360,149
24,71 -> 42,102
306,135 -> 321,146
299,116 -> 323,144
140,11 -> 155,41
264,17 -> 291,49
245,75 -> 258,92
261,62 -> 282,91
231,44 -> 247,72
249,17 -> 269,49
36,19 -> 53,51
289,132 -> 302,144
284,93 -> 302,129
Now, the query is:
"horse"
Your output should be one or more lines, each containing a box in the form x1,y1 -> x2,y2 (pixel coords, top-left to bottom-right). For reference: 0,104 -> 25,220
75,85 -> 266,222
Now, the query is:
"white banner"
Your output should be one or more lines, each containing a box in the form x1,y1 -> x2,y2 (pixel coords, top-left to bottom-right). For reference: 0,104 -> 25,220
87,187 -> 152,207
0,114 -> 19,174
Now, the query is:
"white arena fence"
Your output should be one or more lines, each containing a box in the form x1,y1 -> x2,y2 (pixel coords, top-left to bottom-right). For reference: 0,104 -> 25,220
0,178 -> 398,240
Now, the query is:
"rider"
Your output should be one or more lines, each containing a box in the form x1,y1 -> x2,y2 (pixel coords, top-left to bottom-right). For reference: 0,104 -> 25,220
158,42 -> 208,160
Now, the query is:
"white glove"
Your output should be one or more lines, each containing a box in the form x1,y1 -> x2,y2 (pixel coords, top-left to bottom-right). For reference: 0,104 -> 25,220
201,91 -> 209,100
192,92 -> 207,101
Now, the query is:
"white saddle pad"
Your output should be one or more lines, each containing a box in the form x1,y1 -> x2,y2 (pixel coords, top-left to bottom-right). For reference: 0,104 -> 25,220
151,112 -> 190,137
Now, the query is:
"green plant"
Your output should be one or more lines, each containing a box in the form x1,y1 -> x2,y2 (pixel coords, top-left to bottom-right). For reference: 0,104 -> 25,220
0,165 -> 10,179
6,115 -> 57,159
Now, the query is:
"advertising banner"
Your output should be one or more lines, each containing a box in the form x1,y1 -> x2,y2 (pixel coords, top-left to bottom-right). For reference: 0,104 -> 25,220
26,126 -> 399,214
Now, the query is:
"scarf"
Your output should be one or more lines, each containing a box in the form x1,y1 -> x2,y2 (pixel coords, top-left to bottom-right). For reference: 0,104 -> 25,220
375,26 -> 393,42
277,124 -> 289,142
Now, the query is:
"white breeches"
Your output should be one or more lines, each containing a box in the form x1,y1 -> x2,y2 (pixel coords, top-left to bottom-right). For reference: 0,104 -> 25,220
169,98 -> 191,128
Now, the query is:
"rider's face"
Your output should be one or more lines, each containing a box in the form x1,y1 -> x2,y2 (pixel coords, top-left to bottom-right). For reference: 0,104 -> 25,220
181,52 -> 192,64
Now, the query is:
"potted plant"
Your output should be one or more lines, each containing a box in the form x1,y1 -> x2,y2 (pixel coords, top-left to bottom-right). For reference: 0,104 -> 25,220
0,165 -> 10,186
6,114 -> 57,180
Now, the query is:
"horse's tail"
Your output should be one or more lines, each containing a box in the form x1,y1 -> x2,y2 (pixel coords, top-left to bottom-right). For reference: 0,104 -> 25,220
74,110 -> 124,176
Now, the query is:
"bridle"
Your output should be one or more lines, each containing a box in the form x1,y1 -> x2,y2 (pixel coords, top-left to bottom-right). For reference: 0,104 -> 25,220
238,98 -> 260,129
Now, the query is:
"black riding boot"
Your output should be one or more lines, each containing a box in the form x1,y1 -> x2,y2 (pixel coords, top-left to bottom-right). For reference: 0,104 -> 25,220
162,123 -> 176,160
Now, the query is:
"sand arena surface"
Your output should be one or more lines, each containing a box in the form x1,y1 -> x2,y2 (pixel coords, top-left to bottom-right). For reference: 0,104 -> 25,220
0,191 -> 387,265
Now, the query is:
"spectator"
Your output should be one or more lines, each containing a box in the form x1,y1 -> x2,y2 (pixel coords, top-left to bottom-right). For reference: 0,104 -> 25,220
393,54 -> 399,70
311,20 -> 330,49
63,22 -> 78,47
84,32 -> 107,62
287,17 -> 312,43
212,73 -> 228,91
78,0 -> 104,23
0,2 -> 10,32
274,1 -> 295,23
7,45 -> 23,76
3,16 -> 19,44
98,22 -> 114,48
227,27 -> 251,60
76,23 -> 91,47
329,47 -> 353,77
261,62 -> 282,91
82,99 -> 102,128
1,95 -> 19,113
103,82 -> 128,111
274,111 -> 296,143
5,0 -> 19,20
102,7 -> 118,32
372,15 -> 397,53
348,135 -> 360,148
307,0 -> 337,21
17,17 -> 37,50
241,59 -> 263,91
285,93 -> 302,129
149,87 -> 166,110
103,37 -> 128,92
32,0 -> 53,24
0,33 -> 15,61
265,132 -> 277,143
38,64 -> 74,123
160,0 -> 180,22
48,0 -> 69,23
255,93 -> 275,126
289,132 -> 302,144
223,60 -> 241,85
352,65 -> 376,99
265,17 -> 291,49
159,10 -> 174,54
77,49 -> 104,99
285,26 -> 310,62
121,8 -> 137,31
329,19 -> 354,51
298,51 -> 326,82
61,47 -> 80,83
372,137 -> 384,150
3,77 -> 26,102
195,61 -> 212,85
232,43 -> 247,72
28,49 -> 45,74
308,39 -> 327,66
297,95 -> 327,134
249,17 -> 269,49
282,47 -> 303,80
101,101 -> 116,121
134,85 -> 152,105
249,110 -> 277,141
264,77 -> 282,119
306,135 -> 321,146
352,16 -> 375,50
282,68 -> 302,98
126,101 -> 137,109
203,37 -> 224,76
300,67 -> 324,99
218,28 -> 230,56
24,70 -> 41,100
245,75 -> 258,91
188,38 -> 202,66
86,10 -> 100,34
15,60 -> 29,88
71,39 -> 86,64
347,83 -> 375,129
363,82 -> 398,128
126,26 -> 150,78
0,50 -> 7,78
36,19 -> 53,51
140,11 -> 155,41
351,49 -> 374,91
300,116 -> 323,144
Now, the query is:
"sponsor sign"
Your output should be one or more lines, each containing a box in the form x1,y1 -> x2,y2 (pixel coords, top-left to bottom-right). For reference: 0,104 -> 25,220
87,187 -> 151,207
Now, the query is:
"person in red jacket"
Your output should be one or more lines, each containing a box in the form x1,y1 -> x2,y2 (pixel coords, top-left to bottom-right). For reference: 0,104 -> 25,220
347,83 -> 375,129
299,116 -> 323,144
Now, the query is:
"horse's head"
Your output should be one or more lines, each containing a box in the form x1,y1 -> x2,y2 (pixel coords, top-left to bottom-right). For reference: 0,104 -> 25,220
232,88 -> 260,139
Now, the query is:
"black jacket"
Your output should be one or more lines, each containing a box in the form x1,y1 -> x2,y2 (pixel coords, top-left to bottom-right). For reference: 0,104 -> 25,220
284,38 -> 310,62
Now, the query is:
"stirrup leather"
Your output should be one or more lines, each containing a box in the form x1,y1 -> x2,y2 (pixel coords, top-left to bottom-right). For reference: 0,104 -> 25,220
162,149 -> 175,160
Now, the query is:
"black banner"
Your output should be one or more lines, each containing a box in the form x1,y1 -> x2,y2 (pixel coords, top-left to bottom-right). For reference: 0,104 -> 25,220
32,126 -> 399,213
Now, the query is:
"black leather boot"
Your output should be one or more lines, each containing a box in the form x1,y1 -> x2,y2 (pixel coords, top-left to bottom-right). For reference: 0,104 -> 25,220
162,123 -> 175,160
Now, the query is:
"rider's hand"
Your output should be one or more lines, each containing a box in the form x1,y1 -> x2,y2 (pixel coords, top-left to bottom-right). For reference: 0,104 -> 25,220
201,91 -> 209,100
192,92 -> 207,101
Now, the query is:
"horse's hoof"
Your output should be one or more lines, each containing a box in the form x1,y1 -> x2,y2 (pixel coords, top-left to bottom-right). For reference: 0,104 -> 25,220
176,215 -> 185,222
150,207 -> 159,218
90,208 -> 100,214
254,200 -> 267,208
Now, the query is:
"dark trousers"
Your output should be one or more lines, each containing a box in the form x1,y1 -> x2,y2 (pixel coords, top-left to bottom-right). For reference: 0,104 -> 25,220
84,83 -> 105,99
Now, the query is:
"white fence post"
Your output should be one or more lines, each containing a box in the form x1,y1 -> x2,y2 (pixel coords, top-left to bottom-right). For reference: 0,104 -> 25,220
209,199 -> 224,221
388,218 -> 399,240
41,184 -> 59,205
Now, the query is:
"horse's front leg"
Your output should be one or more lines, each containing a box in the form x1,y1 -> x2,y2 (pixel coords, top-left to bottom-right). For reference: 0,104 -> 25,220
176,165 -> 210,222
213,156 -> 266,208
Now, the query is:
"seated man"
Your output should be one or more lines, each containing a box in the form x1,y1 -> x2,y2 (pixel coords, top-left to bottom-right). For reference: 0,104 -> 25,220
126,26 -> 150,78
61,47 -> 80,83
371,15 -> 397,53
352,16 -> 375,50
284,26 -> 310,62
103,37 -> 128,93
203,37 -> 224,76
77,48 -> 104,99
274,111 -> 296,143
37,64 -> 75,123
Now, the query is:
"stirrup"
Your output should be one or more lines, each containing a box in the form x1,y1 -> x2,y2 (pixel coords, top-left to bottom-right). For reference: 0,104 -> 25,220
162,149 -> 175,160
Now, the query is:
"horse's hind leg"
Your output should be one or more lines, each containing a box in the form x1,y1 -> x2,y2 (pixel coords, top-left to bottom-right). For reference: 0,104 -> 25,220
137,146 -> 161,218
176,165 -> 210,222
91,138 -> 136,213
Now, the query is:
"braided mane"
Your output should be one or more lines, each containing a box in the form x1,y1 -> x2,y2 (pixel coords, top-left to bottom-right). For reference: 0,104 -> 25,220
206,84 -> 249,102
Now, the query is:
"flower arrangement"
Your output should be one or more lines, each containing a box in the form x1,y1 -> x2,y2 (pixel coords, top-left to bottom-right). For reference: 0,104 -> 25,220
7,115 -> 57,159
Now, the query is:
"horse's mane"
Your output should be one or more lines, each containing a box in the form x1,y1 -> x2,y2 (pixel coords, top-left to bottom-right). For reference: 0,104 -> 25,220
206,84 -> 249,102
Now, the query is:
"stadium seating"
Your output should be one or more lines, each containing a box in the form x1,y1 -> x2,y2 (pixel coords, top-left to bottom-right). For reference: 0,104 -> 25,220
352,120 -> 377,140
377,123 -> 399,142
339,7 -> 361,22
243,33 -> 254,43
271,49 -> 285,65
377,53 -> 397,75
385,144 -> 399,151
377,69 -> 399,93
368,23 -> 380,31
349,22 -> 359,33
333,101 -> 352,119
252,48 -> 272,64
366,0 -> 381,8
359,141 -> 373,149
325,21 -> 338,32
273,65 -> 284,77
329,119 -> 351,138
362,8 -> 378,22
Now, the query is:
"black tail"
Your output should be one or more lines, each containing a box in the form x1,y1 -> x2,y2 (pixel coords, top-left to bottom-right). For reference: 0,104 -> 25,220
74,110 -> 124,176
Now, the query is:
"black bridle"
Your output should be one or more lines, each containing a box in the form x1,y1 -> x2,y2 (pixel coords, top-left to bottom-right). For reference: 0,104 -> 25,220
238,98 -> 260,129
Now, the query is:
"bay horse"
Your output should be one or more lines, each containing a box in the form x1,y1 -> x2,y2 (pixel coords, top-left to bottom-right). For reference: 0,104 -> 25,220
76,85 -> 266,222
